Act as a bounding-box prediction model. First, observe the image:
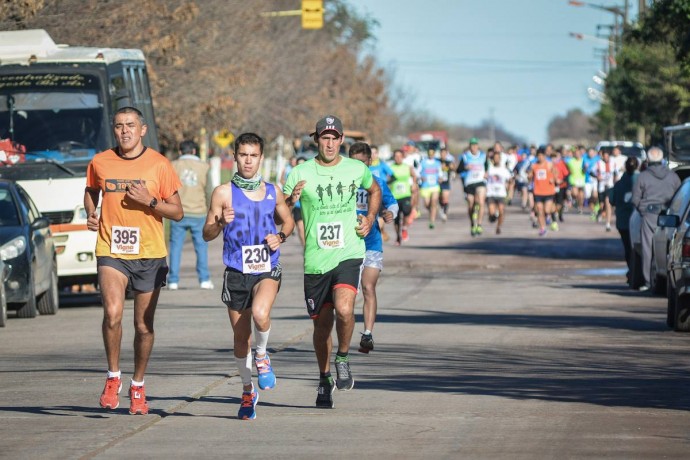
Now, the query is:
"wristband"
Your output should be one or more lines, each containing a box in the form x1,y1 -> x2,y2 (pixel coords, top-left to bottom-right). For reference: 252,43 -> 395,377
278,231 -> 287,243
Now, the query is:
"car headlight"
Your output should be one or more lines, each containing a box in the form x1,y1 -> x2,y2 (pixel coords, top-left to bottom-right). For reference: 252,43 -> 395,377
0,236 -> 27,261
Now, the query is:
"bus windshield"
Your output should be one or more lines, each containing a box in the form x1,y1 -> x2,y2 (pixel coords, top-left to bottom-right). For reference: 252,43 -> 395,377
0,72 -> 108,161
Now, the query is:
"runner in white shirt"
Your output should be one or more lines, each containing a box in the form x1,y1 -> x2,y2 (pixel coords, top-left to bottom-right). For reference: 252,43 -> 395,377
486,150 -> 512,235
596,149 -> 616,232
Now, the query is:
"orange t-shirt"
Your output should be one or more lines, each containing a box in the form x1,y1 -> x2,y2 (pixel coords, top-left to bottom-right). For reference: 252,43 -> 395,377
86,148 -> 181,259
532,162 -> 555,197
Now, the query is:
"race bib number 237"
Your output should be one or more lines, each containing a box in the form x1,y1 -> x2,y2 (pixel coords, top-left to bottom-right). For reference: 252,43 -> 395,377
317,222 -> 344,249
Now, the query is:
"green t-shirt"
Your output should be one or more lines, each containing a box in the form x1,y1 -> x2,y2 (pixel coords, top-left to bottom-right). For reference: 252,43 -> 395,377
284,157 -> 373,274
390,163 -> 412,199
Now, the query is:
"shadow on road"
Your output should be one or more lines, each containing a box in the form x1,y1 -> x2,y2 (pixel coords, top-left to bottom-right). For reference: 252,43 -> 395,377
355,345 -> 690,411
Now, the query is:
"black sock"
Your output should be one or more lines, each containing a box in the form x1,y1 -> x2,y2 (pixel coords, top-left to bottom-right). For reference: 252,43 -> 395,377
320,371 -> 332,380
336,351 -> 348,359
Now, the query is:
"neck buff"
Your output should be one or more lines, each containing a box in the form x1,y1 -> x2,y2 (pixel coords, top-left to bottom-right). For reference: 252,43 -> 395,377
231,172 -> 262,191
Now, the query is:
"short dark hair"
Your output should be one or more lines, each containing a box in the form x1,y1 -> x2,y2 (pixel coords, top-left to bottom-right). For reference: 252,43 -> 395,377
625,156 -> 639,174
113,106 -> 145,125
234,132 -> 264,155
349,142 -> 371,157
179,140 -> 198,155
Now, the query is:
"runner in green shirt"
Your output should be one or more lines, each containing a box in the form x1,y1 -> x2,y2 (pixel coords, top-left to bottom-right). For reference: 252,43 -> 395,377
284,115 -> 381,408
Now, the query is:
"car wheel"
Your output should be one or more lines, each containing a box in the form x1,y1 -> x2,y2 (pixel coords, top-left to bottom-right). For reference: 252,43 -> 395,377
37,265 -> 59,315
675,293 -> 690,332
0,283 -> 6,327
630,250 -> 645,289
667,276 -> 676,329
16,274 -> 37,319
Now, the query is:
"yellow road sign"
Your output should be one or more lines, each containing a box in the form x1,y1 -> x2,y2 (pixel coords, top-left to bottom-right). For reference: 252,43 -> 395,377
302,0 -> 323,29
214,130 -> 234,149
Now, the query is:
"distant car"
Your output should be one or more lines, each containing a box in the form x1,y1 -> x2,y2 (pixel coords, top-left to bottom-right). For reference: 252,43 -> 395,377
0,160 -> 98,289
595,140 -> 646,164
650,179 -> 690,296
0,179 -> 58,318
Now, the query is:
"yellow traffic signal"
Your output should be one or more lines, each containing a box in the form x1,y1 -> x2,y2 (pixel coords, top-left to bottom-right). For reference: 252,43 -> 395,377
302,0 -> 323,29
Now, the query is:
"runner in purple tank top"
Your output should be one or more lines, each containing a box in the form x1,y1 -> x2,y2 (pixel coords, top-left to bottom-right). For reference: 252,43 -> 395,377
203,132 -> 294,420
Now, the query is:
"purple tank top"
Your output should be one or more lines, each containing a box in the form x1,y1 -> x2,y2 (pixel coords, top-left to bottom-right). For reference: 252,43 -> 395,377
222,182 -> 280,273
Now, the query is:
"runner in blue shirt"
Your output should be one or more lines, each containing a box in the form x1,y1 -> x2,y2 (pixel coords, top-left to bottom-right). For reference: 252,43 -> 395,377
349,142 -> 398,354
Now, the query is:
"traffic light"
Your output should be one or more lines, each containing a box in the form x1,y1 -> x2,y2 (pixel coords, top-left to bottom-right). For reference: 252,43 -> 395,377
302,0 -> 323,29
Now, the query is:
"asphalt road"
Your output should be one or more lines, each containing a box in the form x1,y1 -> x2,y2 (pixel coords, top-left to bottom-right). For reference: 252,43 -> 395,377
1,186 -> 688,459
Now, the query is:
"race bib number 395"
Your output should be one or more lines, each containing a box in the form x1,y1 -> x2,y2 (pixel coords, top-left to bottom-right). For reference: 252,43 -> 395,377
111,226 -> 140,255
242,244 -> 271,273
317,222 -> 344,249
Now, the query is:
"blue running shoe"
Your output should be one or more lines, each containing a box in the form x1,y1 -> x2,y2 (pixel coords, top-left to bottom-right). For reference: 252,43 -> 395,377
255,354 -> 276,390
237,390 -> 258,420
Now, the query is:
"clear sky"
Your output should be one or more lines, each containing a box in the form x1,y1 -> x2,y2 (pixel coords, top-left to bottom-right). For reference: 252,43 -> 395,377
347,0 -> 639,144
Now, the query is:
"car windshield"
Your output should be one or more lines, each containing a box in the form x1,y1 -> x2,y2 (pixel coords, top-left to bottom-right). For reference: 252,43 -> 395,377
0,161 -> 87,180
0,188 -> 19,226
0,72 -> 109,159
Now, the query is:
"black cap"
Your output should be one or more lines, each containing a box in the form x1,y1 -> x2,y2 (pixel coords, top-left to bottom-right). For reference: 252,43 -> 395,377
311,115 -> 343,137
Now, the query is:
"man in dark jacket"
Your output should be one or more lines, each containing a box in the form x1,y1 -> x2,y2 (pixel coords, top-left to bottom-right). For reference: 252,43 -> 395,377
611,157 -> 639,283
631,147 -> 681,291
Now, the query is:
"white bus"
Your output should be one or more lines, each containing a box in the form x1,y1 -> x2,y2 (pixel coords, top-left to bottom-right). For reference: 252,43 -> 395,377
0,29 -> 160,289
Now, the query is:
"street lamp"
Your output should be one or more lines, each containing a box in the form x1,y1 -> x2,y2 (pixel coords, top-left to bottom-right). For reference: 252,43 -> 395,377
568,1 -> 627,24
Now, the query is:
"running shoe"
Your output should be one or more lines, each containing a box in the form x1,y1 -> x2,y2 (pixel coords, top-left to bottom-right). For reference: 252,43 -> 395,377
334,356 -> 354,391
99,376 -> 122,410
129,384 -> 149,415
488,214 -> 497,223
605,224 -> 611,232
546,216 -> 552,225
475,225 -> 483,235
167,283 -> 178,291
429,222 -> 435,230
471,226 -> 477,237
358,333 -> 374,354
402,229 -> 409,242
539,228 -> 547,237
316,377 -> 335,408
238,389 -> 259,420
550,221 -> 559,232
255,353 -> 276,390
200,280 -> 214,290
440,211 -> 447,222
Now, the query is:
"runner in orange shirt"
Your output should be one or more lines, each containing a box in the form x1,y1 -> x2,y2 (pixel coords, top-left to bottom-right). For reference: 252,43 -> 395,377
529,147 -> 560,237
85,106 -> 183,415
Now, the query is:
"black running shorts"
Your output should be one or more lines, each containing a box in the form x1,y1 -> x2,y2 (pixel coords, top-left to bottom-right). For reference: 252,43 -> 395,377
221,265 -> 282,312
97,256 -> 168,293
304,258 -> 362,319
397,196 -> 412,217
464,182 -> 486,195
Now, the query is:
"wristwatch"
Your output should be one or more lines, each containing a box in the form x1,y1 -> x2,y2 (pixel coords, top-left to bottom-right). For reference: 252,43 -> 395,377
149,197 -> 158,209
278,231 -> 287,243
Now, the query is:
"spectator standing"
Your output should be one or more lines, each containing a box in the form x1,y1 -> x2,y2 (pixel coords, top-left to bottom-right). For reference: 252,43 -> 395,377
610,156 -> 639,285
631,147 -> 680,291
168,140 -> 213,290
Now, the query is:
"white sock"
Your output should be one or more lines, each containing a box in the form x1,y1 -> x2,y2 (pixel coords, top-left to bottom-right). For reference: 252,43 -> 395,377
107,370 -> 121,379
254,327 -> 270,357
235,355 -> 252,386
363,329 -> 372,336
131,379 -> 144,387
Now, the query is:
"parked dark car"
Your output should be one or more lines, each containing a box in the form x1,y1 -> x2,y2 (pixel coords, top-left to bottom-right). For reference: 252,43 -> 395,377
0,259 -> 7,327
650,179 -> 690,295
0,179 -> 58,318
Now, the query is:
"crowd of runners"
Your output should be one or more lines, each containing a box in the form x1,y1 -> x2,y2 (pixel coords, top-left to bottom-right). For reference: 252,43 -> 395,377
89,107 -> 635,421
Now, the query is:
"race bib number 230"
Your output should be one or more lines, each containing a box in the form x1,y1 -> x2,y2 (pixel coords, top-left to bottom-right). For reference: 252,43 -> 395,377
242,244 -> 271,273
317,222 -> 344,249
111,226 -> 140,255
